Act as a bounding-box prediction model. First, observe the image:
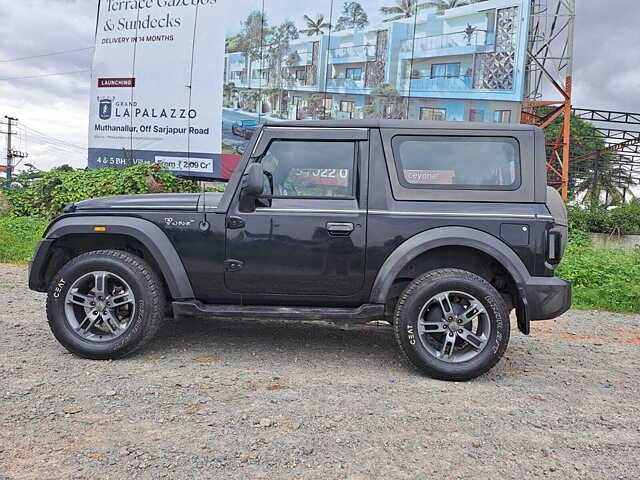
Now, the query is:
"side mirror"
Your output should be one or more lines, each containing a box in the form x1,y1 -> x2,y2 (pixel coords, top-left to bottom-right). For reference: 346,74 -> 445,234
242,163 -> 264,197
239,163 -> 264,213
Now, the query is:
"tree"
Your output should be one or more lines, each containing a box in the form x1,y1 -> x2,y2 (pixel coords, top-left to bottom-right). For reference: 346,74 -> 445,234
305,93 -> 329,120
223,82 -> 237,106
225,34 -> 244,53
265,21 -> 300,112
544,112 -> 637,203
362,83 -> 406,119
238,11 -> 270,86
260,87 -> 280,112
299,14 -> 331,36
379,0 -> 431,22
239,89 -> 261,112
424,0 -> 470,15
335,2 -> 369,31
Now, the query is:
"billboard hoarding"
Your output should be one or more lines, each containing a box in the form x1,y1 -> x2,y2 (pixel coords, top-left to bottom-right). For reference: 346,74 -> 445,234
89,0 -> 531,180
88,0 -> 227,178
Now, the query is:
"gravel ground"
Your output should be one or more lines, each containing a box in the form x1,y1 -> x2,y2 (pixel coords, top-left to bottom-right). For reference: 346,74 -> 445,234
1,263 -> 639,480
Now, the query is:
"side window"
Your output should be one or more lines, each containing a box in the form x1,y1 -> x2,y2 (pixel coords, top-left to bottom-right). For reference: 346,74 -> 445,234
260,140 -> 356,198
391,135 -> 520,190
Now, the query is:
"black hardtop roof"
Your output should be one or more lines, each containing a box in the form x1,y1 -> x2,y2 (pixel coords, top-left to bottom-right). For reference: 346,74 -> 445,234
263,119 -> 539,132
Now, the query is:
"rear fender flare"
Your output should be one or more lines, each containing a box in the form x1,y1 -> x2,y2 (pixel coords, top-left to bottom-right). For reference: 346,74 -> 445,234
45,216 -> 194,299
369,226 -> 530,304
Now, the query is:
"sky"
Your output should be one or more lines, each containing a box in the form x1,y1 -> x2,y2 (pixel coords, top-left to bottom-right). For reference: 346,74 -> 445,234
1,0 -> 639,171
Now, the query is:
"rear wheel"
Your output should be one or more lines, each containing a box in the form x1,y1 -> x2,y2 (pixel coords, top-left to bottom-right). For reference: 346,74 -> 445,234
46,250 -> 165,359
393,268 -> 510,381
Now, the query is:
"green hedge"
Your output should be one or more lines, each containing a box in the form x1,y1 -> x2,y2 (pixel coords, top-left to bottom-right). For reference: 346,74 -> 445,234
0,216 -> 49,264
568,203 -> 640,236
3,163 -> 200,219
556,231 -> 640,313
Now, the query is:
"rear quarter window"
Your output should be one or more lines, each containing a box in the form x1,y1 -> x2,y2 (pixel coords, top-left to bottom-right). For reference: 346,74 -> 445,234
391,136 -> 521,191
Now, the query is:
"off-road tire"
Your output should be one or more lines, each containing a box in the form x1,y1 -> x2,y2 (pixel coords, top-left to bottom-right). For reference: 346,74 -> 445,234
393,268 -> 510,381
46,250 -> 165,360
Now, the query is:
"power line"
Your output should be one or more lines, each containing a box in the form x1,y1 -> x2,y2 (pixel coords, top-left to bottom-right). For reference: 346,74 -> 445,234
0,47 -> 94,63
23,134 -> 86,153
21,124 -> 87,150
0,69 -> 90,82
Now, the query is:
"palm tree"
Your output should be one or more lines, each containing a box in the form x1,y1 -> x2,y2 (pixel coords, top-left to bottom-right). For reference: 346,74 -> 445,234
574,154 -> 637,205
239,89 -> 261,112
379,0 -> 430,22
300,14 -> 331,36
424,0 -> 471,15
223,82 -> 237,106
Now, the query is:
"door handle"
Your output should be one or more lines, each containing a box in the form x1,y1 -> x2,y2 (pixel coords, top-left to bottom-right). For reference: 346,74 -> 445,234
327,222 -> 354,236
226,216 -> 245,229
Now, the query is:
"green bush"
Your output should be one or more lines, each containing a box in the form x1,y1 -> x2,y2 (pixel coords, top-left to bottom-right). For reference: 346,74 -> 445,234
567,203 -> 640,236
3,164 -> 200,218
556,233 -> 640,313
0,216 -> 49,264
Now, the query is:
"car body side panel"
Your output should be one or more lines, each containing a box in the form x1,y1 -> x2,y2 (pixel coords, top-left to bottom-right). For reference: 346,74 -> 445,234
361,128 -> 556,302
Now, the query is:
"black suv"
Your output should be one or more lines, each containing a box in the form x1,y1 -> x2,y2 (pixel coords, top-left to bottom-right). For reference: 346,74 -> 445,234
29,120 -> 571,381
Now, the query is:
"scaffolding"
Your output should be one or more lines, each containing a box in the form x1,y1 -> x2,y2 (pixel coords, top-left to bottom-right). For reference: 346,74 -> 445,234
571,108 -> 640,202
521,0 -> 575,200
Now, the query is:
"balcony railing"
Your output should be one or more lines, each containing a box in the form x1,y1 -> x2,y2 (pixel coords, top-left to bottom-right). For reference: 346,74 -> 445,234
401,30 -> 490,57
228,62 -> 246,72
329,44 -> 377,63
285,78 -> 315,88
399,75 -> 473,92
286,50 -> 313,67
247,76 -> 270,88
327,77 -> 366,89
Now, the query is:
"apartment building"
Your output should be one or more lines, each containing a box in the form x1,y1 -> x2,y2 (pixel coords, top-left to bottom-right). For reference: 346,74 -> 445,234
223,0 -> 528,123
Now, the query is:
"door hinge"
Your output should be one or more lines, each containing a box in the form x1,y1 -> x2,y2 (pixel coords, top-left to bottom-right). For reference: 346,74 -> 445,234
224,259 -> 244,272
226,216 -> 245,229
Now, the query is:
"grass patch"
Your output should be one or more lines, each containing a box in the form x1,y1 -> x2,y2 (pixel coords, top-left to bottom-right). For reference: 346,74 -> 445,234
0,216 -> 49,264
557,241 -> 640,314
222,142 -> 242,155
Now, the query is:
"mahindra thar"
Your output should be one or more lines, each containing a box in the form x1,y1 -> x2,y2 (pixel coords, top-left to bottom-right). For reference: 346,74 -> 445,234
29,120 -> 571,380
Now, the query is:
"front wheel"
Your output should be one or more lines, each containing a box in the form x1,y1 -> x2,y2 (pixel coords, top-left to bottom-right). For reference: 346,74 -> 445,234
46,250 -> 165,360
393,268 -> 510,381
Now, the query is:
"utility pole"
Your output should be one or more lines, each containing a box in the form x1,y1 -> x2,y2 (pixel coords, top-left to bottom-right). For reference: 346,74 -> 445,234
3,116 -> 28,180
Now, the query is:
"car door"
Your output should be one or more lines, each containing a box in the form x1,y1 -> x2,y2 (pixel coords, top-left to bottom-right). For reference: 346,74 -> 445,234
224,128 -> 369,297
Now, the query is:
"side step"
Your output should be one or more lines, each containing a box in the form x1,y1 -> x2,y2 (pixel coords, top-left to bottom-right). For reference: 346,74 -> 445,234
172,301 -> 385,323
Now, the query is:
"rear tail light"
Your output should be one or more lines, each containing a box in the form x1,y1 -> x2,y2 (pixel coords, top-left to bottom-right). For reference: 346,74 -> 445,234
547,228 -> 562,265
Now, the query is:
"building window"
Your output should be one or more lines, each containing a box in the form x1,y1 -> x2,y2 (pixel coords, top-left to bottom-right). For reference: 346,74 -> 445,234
295,69 -> 306,81
292,96 -> 303,106
420,107 -> 447,121
340,101 -> 354,113
345,68 -> 363,81
431,63 -> 461,78
493,110 -> 512,123
469,109 -> 485,122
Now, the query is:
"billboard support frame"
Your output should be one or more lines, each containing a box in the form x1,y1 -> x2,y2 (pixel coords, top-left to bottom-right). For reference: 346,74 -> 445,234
521,0 -> 575,200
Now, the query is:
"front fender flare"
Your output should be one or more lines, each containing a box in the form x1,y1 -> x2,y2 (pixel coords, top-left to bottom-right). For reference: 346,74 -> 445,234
44,216 -> 194,299
369,226 -> 531,304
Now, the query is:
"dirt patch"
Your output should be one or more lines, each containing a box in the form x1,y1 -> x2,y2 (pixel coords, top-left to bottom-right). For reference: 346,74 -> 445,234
1,264 -> 640,479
